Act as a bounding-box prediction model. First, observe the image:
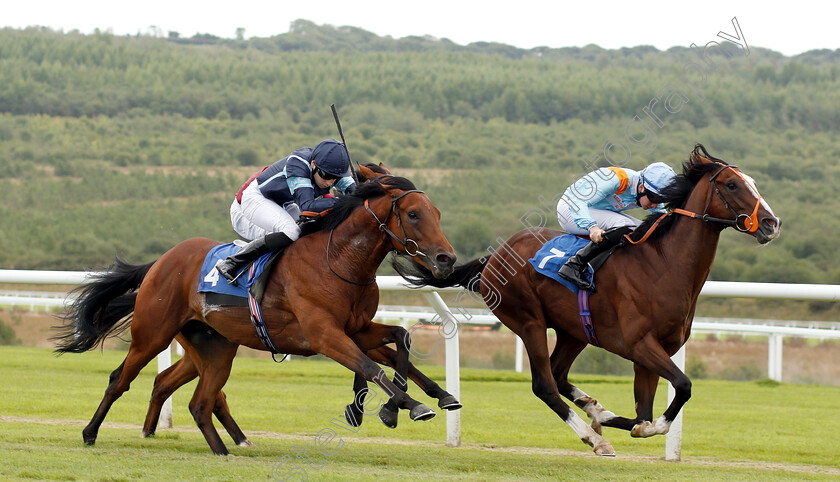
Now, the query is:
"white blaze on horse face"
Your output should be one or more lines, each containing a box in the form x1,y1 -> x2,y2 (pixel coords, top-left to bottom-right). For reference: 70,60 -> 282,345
740,172 -> 777,218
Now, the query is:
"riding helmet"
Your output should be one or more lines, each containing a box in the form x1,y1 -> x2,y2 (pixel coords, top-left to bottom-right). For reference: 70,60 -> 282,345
311,139 -> 351,177
640,162 -> 677,198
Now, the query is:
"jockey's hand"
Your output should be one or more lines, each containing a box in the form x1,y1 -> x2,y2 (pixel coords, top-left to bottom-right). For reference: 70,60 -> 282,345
589,226 -> 606,243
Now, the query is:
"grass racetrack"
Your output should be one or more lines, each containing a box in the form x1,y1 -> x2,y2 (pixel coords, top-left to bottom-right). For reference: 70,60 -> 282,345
2,346 -> 839,480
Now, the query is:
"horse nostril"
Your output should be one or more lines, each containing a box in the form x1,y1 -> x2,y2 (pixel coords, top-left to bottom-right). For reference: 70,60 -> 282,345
763,218 -> 780,229
436,254 -> 454,267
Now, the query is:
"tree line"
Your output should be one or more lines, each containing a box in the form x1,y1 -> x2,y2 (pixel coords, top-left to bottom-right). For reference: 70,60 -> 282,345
0,24 -> 838,299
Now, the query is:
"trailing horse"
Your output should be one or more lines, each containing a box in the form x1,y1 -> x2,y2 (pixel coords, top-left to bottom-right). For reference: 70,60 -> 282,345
395,145 -> 781,456
54,164 -> 459,455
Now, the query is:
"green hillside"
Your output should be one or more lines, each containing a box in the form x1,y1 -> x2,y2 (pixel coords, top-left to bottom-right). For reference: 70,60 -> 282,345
1,21 -> 838,299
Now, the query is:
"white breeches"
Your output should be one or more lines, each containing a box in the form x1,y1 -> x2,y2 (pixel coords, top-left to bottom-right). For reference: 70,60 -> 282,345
230,180 -> 302,241
556,199 -> 642,235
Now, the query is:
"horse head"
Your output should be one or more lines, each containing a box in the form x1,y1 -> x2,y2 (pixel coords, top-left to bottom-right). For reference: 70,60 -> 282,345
364,164 -> 456,279
689,144 -> 781,244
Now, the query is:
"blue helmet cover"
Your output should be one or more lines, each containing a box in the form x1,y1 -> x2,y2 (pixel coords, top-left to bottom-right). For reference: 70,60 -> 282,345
311,139 -> 350,177
640,162 -> 677,196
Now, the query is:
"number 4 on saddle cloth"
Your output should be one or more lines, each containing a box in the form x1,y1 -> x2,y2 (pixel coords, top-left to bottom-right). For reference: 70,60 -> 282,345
198,243 -> 283,353
528,234 -> 618,346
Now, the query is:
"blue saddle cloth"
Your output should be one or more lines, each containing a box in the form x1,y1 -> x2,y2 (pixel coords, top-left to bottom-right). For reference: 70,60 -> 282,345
528,235 -> 593,295
198,243 -> 273,298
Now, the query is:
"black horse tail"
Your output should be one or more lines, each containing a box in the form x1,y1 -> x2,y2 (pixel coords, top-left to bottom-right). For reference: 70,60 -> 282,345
392,255 -> 487,293
53,258 -> 156,354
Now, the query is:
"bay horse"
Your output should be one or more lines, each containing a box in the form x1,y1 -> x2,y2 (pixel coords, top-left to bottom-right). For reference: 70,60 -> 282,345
54,165 -> 458,455
395,145 -> 781,456
139,165 -> 460,443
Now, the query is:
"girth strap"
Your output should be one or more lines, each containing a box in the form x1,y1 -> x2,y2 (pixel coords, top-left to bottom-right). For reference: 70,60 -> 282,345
578,289 -> 599,346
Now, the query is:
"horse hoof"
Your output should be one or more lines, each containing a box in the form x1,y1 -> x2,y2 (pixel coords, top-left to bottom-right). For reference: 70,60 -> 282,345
238,439 -> 254,447
409,404 -> 436,422
593,442 -> 616,457
142,431 -> 155,438
631,421 -> 651,438
82,429 -> 97,446
378,406 -> 399,429
344,404 -> 363,428
438,395 -> 462,411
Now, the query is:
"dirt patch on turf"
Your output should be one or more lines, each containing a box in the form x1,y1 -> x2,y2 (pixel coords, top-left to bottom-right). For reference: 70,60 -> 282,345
3,415 -> 839,476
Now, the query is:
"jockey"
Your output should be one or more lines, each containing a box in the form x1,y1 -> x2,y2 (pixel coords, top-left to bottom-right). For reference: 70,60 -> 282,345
217,138 -> 356,285
556,162 -> 677,291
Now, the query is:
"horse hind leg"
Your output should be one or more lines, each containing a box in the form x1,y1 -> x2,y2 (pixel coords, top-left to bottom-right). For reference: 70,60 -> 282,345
143,355 -> 197,437
550,334 -> 639,435
213,390 -> 252,447
550,335 -> 609,434
516,321 -> 615,456
145,330 -> 251,446
180,324 -> 242,455
84,334 -> 176,446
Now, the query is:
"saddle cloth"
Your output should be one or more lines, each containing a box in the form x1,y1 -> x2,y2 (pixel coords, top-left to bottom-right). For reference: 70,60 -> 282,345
198,243 -> 273,299
528,235 -> 593,295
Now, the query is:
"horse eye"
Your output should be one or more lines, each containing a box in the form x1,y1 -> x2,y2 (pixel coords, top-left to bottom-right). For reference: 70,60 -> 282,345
726,181 -> 737,191
408,211 -> 419,220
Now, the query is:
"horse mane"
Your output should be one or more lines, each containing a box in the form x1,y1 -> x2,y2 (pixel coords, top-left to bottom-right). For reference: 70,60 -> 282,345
299,164 -> 417,236
626,143 -> 729,244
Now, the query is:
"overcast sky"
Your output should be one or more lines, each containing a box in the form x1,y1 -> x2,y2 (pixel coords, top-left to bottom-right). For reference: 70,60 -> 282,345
3,1 -> 838,57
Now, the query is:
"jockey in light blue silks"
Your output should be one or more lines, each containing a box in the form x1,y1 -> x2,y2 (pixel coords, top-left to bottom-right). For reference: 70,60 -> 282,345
217,139 -> 356,285
555,162 -> 677,291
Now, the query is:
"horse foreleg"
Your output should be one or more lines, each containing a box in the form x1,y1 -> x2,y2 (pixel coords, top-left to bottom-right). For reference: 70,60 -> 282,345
344,373 -> 368,428
516,323 -> 614,456
352,325 -> 411,428
628,335 -> 691,438
345,344 -> 461,430
368,346 -> 461,410
314,326 -> 435,423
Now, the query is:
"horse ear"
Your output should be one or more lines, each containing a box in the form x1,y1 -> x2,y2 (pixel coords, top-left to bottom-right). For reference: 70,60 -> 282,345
358,164 -> 378,180
378,163 -> 392,174
691,144 -> 713,164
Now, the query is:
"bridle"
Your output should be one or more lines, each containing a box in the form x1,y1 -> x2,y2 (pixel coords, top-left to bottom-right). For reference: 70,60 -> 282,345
675,163 -> 762,233
326,183 -> 430,285
625,162 -> 763,245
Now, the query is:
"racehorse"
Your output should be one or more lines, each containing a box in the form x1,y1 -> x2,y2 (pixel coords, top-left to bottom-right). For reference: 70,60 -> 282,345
54,165 -> 458,455
138,165 -> 460,443
394,145 -> 781,456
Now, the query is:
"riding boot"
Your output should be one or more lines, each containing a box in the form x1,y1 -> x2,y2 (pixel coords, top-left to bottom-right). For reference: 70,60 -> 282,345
557,226 -> 633,292
216,232 -> 294,286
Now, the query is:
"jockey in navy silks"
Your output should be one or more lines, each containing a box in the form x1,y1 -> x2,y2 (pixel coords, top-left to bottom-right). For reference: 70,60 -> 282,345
217,138 -> 356,285
556,162 -> 677,291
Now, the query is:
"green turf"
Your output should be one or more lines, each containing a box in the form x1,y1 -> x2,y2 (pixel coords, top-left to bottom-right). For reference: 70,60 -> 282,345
1,346 -> 838,480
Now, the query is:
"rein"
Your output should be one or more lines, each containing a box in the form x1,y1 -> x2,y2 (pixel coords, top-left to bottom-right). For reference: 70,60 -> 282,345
624,163 -> 763,245
325,187 -> 427,286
